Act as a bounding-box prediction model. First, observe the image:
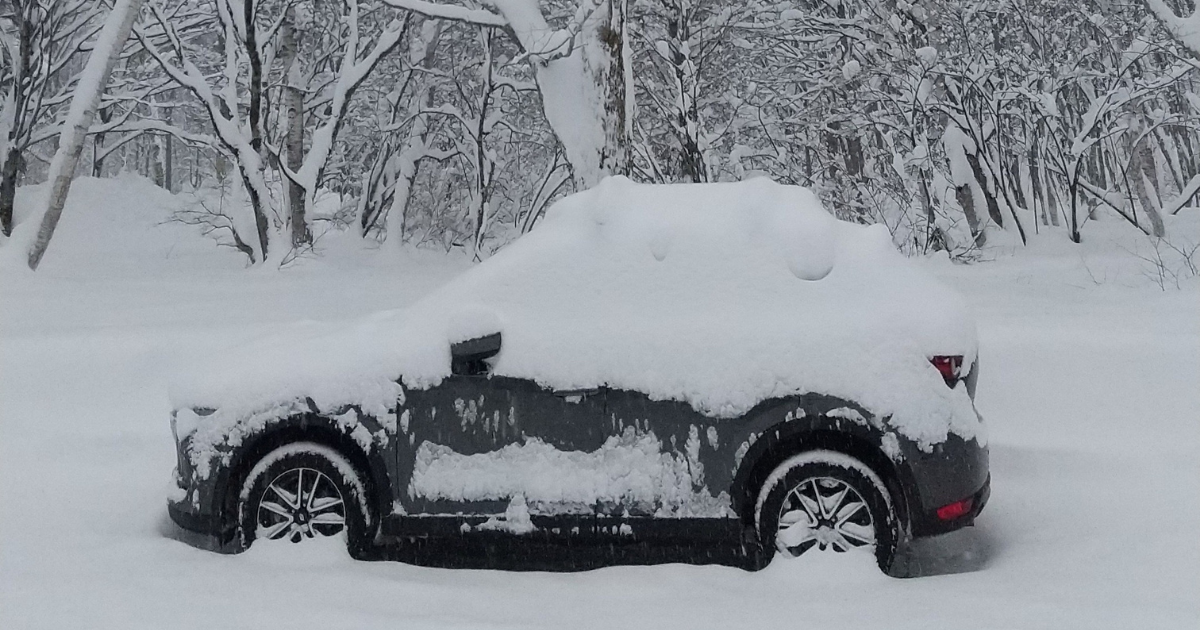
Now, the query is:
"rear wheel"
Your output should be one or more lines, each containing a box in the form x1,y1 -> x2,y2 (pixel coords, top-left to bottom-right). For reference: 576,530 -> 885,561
755,450 -> 898,571
238,442 -> 373,557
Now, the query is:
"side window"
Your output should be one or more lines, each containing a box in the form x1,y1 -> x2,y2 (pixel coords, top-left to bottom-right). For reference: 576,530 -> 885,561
450,357 -> 491,377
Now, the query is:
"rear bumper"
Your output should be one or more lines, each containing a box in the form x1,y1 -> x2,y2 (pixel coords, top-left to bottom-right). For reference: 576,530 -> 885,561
910,473 -> 989,538
900,431 -> 990,539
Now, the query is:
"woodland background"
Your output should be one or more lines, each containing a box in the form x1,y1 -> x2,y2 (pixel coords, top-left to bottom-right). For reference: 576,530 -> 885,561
3,0 -> 1199,266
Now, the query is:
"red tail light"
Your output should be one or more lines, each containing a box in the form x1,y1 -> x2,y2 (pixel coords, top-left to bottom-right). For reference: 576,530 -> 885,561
930,355 -> 964,387
936,497 -> 974,521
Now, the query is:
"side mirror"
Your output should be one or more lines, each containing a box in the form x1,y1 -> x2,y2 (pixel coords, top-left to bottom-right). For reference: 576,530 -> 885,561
450,332 -> 502,376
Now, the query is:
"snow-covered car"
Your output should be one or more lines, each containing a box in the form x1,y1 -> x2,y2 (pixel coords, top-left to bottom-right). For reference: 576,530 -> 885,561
166,177 -> 989,573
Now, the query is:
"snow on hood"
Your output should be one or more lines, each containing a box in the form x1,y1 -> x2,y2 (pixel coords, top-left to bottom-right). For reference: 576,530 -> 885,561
170,177 -> 981,447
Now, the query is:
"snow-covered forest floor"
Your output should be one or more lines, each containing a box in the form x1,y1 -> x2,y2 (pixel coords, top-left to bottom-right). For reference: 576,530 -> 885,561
1,177 -> 1197,629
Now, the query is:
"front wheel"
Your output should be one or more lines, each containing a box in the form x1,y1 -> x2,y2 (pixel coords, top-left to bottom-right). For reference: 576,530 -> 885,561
755,450 -> 899,571
238,442 -> 373,558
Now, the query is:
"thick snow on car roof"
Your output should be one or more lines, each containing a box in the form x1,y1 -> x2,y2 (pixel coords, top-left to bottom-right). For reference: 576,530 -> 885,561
412,176 -> 981,445
172,177 -> 982,449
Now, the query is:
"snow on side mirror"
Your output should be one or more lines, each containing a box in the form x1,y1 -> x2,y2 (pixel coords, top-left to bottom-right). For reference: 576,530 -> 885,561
450,333 -> 502,376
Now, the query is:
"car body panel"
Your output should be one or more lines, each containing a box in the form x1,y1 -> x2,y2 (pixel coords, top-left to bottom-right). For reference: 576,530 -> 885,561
168,369 -> 989,568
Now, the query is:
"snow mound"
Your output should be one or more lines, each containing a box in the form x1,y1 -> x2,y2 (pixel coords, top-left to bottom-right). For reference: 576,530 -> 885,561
0,174 -> 238,274
173,177 -> 982,449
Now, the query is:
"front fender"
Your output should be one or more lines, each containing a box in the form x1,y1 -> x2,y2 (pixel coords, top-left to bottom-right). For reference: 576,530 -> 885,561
176,404 -> 399,546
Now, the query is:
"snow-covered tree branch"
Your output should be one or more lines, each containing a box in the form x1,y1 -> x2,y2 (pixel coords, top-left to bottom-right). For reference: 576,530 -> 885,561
383,0 -> 631,187
5,0 -> 1197,265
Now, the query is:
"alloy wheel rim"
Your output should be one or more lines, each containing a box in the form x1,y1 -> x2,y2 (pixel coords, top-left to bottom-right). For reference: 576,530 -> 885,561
257,467 -> 346,543
776,476 -> 875,557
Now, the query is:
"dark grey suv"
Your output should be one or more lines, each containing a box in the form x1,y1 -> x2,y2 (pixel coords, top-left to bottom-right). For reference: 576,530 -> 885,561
166,178 -> 990,573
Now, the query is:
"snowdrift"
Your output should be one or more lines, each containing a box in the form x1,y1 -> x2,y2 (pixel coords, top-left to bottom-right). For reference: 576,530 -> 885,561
171,176 -> 983,449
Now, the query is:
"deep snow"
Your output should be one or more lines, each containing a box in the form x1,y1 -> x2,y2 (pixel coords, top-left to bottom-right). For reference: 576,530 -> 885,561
1,176 -> 1198,629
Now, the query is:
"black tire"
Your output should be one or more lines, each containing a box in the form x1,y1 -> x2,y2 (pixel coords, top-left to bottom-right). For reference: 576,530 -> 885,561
755,450 -> 899,571
237,442 -> 374,558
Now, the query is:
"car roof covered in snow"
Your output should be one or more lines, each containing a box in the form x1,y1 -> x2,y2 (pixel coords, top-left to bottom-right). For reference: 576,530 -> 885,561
172,177 -> 981,448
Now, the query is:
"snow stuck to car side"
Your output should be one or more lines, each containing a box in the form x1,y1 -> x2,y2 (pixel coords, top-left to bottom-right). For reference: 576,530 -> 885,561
410,430 -> 733,517
170,176 -> 982,451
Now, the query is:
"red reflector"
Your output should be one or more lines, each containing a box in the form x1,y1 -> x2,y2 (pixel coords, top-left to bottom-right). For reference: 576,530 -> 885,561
936,498 -> 974,521
930,355 -> 964,387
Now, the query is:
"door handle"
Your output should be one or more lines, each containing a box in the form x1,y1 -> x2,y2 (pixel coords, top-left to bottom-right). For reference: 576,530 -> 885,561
554,388 -> 599,403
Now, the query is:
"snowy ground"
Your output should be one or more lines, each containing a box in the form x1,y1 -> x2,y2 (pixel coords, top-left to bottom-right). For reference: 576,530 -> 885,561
1,177 -> 1197,629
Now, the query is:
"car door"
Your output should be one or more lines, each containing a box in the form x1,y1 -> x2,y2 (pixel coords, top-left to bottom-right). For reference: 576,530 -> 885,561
500,379 -> 607,517
600,388 -> 733,519
395,374 -> 514,516
395,374 -> 606,520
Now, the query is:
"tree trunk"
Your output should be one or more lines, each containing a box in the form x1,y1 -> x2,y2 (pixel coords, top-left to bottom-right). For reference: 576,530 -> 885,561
164,107 -> 174,192
239,164 -> 270,262
91,107 -> 113,177
1127,119 -> 1167,237
1,4 -> 34,238
1021,144 -> 1042,231
396,1 -> 631,189
920,175 -> 947,252
386,153 -> 421,243
666,0 -> 706,183
0,148 -> 19,237
279,8 -> 310,249
598,0 -> 632,181
473,30 -> 496,260
955,181 -> 985,247
244,0 -> 264,155
1046,172 -> 1061,227
1068,163 -> 1081,243
150,142 -> 164,187
943,126 -> 985,246
532,0 -> 630,188
964,151 -> 1004,229
27,0 -> 144,270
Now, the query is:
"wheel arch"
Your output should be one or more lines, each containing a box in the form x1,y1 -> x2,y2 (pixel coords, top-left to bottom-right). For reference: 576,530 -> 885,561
730,421 -> 914,535
212,413 -> 393,545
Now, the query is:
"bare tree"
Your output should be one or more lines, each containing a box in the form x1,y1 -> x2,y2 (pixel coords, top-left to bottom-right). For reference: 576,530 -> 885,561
11,0 -> 1195,264
0,0 -> 105,238
1145,0 -> 1200,57
356,19 -> 452,242
277,6 -> 307,248
26,0 -> 145,270
383,0 -> 632,187
137,0 -> 409,263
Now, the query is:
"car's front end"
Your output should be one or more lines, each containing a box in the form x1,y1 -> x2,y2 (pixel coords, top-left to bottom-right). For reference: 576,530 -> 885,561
166,408 -> 239,550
